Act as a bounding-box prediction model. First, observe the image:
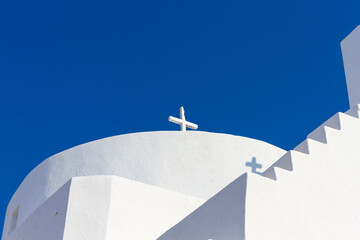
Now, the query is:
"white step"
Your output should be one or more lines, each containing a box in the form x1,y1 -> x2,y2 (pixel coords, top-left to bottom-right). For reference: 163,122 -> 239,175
273,167 -> 292,180
262,151 -> 304,181
294,138 -> 325,155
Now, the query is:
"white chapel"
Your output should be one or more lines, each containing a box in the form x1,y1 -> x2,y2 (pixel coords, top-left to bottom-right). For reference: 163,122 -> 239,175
2,25 -> 360,240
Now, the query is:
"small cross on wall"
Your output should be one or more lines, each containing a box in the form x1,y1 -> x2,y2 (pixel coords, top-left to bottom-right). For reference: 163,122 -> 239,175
169,106 -> 198,131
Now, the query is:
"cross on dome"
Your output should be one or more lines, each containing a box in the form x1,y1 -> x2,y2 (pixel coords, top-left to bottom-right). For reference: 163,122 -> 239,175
168,106 -> 198,131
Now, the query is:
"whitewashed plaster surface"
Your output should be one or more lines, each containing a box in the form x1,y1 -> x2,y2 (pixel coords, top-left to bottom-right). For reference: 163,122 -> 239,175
103,176 -> 203,240
342,25 -> 360,108
4,175 -> 204,240
2,131 -> 285,239
4,180 -> 70,240
158,174 -> 248,240
246,107 -> 360,239
159,105 -> 360,240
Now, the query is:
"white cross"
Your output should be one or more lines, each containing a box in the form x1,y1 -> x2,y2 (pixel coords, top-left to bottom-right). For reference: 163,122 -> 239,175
168,106 -> 198,131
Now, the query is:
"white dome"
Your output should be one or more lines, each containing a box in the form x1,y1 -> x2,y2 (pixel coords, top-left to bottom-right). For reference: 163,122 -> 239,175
5,131 -> 285,228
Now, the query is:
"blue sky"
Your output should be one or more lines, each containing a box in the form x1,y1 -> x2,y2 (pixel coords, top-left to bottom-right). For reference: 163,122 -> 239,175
0,0 -> 359,230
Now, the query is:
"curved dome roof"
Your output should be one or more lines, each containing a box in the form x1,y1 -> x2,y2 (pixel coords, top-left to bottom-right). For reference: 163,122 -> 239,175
7,131 -> 285,226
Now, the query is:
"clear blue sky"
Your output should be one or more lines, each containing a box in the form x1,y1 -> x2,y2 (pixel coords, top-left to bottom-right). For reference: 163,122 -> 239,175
0,0 -> 359,230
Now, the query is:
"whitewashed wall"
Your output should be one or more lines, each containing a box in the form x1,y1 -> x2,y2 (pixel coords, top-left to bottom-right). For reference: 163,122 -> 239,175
2,131 -> 285,239
246,109 -> 360,240
4,175 -> 204,240
159,106 -> 360,240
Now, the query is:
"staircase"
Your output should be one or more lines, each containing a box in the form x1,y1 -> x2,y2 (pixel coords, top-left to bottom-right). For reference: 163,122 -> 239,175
261,104 -> 360,181
244,103 -> 360,239
159,104 -> 360,240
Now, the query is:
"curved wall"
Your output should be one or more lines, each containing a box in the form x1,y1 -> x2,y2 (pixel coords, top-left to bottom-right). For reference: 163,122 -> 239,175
4,131 -> 285,229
